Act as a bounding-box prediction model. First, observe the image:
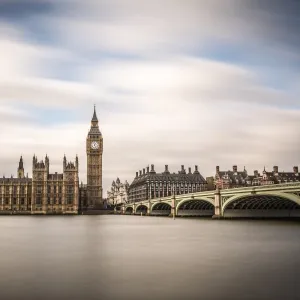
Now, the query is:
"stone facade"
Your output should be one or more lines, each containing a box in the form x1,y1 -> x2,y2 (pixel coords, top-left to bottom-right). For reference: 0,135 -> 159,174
107,178 -> 129,206
214,165 -> 249,189
0,107 -> 103,214
0,155 -> 79,214
215,165 -> 300,189
128,164 -> 207,203
82,106 -> 104,209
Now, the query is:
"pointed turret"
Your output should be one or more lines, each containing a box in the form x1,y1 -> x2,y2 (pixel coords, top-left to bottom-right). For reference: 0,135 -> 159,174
19,156 -> 24,169
92,104 -> 98,122
45,154 -> 49,167
63,154 -> 67,170
18,155 -> 24,178
88,105 -> 102,136
75,155 -> 79,169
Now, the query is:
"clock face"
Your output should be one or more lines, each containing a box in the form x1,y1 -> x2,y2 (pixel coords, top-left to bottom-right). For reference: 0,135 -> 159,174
91,141 -> 99,150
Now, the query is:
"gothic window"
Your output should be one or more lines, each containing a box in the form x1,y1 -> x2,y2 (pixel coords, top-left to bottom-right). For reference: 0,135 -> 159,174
13,198 -> 17,205
67,194 -> 73,204
37,186 -> 42,194
20,198 -> 25,205
36,196 -> 41,205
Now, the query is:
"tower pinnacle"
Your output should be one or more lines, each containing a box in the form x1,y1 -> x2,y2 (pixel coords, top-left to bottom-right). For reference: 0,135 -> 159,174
18,155 -> 24,178
92,104 -> 98,122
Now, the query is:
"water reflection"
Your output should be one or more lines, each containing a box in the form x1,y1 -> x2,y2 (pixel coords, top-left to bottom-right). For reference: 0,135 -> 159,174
0,216 -> 299,300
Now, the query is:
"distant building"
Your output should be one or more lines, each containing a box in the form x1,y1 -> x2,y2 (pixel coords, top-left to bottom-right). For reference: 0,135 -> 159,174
206,176 -> 215,190
259,166 -> 300,185
128,164 -> 207,203
0,106 -> 104,214
107,178 -> 129,206
214,165 -> 300,189
214,165 -> 249,189
0,155 -> 79,214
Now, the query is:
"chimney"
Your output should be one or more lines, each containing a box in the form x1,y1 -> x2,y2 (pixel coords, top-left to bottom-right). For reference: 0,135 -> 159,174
233,165 -> 237,172
143,168 -> 145,175
181,165 -> 184,171
146,166 -> 149,173
273,166 -> 278,173
165,165 -> 169,172
254,170 -> 258,177
293,166 -> 298,174
151,164 -> 154,172
139,170 -> 142,176
135,172 -> 138,178
188,167 -> 191,174
216,166 -> 220,172
195,165 -> 198,172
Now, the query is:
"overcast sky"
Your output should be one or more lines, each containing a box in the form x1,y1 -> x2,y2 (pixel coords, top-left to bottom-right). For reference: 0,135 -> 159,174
0,0 -> 299,194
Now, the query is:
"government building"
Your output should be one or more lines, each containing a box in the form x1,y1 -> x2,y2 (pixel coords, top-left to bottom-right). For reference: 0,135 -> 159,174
0,107 -> 103,214
128,164 -> 208,203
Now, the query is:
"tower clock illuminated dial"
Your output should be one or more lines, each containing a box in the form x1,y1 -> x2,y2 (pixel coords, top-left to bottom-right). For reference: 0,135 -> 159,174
91,141 -> 99,150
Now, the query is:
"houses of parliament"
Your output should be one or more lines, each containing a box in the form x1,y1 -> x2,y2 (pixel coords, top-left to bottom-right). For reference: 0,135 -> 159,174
0,107 -> 103,214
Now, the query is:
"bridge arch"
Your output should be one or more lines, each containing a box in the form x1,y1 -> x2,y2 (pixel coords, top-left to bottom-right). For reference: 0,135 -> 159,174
125,207 -> 133,214
222,192 -> 300,218
151,202 -> 172,216
176,198 -> 214,217
135,204 -> 148,214
115,203 -> 123,211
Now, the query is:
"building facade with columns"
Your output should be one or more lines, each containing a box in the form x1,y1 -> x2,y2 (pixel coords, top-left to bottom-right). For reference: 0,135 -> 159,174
0,107 -> 104,214
128,164 -> 208,203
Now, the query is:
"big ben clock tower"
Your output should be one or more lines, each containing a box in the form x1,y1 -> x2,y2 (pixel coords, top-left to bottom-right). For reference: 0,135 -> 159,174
86,105 -> 103,208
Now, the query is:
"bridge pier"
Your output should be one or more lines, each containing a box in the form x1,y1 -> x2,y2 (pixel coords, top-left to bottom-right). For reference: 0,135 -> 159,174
212,188 -> 223,219
147,200 -> 152,216
170,196 -> 176,218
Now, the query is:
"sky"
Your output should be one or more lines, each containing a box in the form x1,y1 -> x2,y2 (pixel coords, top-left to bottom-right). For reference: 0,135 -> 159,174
0,0 -> 299,195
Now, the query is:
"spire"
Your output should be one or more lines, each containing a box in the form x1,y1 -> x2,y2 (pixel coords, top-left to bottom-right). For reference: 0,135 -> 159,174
19,156 -> 24,169
92,104 -> 98,122
18,155 -> 25,178
75,154 -> 79,169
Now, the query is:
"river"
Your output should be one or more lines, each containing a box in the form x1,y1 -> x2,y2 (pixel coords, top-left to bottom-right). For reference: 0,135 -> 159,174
0,216 -> 299,300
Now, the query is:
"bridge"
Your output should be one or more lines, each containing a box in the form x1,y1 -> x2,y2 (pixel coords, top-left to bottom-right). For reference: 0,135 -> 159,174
121,182 -> 300,218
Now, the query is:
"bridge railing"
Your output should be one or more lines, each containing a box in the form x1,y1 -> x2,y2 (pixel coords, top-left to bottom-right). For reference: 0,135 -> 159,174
220,182 -> 300,194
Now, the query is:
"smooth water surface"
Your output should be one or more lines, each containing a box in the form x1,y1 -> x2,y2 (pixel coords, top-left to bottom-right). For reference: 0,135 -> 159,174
0,216 -> 299,300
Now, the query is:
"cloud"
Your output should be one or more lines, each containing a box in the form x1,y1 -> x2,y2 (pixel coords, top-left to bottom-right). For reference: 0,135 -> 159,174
45,0 -> 300,60
0,0 -> 299,195
2,53 -> 299,194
